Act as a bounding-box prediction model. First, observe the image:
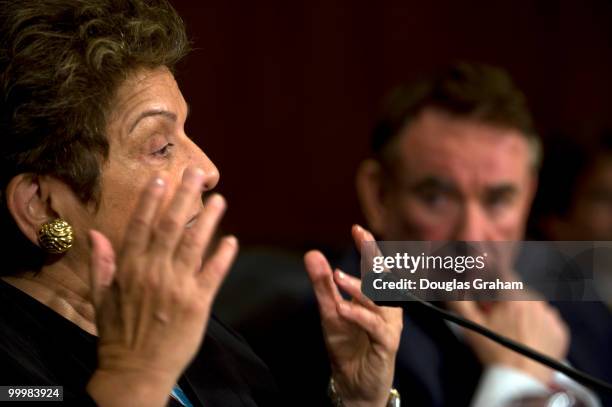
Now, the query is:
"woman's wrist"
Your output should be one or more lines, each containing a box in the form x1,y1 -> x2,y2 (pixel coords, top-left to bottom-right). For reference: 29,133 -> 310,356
328,377 -> 401,407
86,367 -> 176,407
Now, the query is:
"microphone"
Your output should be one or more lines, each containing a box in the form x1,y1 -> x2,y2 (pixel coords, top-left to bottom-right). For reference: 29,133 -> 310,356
397,293 -> 612,394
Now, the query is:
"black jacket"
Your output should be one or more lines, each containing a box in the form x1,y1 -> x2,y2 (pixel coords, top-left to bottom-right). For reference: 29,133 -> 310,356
0,278 -> 281,406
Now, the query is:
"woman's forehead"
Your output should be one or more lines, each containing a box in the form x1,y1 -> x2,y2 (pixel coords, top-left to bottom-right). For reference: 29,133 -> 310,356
107,67 -> 187,134
114,67 -> 180,109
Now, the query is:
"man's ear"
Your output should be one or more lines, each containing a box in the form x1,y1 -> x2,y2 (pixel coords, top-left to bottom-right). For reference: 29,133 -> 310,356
355,159 -> 389,237
5,174 -> 58,247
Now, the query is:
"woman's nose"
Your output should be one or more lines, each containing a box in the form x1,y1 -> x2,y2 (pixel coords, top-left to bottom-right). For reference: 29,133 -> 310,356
185,138 -> 220,191
181,164 -> 219,192
202,164 -> 219,191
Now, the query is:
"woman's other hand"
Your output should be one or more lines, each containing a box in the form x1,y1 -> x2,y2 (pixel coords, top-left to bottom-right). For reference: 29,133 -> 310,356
305,225 -> 403,407
86,168 -> 237,407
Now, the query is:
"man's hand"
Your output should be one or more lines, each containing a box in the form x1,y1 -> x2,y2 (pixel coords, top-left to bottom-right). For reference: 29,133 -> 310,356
448,300 -> 569,384
305,225 -> 403,407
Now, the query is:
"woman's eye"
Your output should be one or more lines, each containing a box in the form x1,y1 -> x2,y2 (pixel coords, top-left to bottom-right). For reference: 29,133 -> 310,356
152,143 -> 174,157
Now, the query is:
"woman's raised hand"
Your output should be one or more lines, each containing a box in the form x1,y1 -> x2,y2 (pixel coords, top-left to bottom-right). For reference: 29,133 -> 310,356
305,225 -> 403,407
86,168 -> 237,407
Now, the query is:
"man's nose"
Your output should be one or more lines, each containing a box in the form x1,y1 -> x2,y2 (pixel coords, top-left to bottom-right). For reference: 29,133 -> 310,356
454,202 -> 488,241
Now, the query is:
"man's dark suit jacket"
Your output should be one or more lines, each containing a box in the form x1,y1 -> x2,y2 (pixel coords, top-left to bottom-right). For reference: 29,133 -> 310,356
338,249 -> 612,407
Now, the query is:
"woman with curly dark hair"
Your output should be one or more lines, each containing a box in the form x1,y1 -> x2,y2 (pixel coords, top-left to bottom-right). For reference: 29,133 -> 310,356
0,1 -> 402,406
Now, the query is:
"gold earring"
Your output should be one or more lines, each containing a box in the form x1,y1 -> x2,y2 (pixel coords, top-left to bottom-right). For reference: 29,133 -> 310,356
38,218 -> 74,254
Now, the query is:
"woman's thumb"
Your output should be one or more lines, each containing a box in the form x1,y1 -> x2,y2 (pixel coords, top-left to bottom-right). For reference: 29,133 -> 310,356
87,229 -> 116,308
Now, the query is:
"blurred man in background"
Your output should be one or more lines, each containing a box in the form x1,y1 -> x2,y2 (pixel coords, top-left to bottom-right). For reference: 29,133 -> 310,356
215,63 -> 607,406
351,62 -> 601,406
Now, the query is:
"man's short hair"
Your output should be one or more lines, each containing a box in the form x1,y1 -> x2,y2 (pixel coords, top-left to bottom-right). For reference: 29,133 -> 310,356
371,62 -> 541,170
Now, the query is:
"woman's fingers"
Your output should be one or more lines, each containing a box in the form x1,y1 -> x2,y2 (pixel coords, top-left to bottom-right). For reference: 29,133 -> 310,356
351,224 -> 391,277
197,235 -> 239,303
88,229 -> 116,309
91,167 -> 235,401
336,300 -> 388,345
122,175 -> 166,254
150,167 -> 206,254
304,250 -> 343,318
334,268 -> 402,343
333,269 -> 379,313
174,193 -> 226,273
351,224 -> 378,256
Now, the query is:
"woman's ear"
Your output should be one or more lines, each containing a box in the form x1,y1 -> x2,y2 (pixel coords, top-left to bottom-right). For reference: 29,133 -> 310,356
355,159 -> 389,237
5,174 -> 57,247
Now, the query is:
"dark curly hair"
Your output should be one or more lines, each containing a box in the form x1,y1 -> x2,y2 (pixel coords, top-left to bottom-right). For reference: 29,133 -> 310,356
372,62 -> 541,170
0,0 -> 189,273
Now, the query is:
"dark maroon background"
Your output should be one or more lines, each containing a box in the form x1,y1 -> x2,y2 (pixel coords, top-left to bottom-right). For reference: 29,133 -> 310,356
171,0 -> 612,249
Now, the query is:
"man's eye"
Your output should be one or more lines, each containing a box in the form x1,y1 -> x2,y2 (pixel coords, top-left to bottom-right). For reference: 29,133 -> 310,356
484,195 -> 515,217
152,143 -> 174,157
485,193 -> 513,209
419,190 -> 450,208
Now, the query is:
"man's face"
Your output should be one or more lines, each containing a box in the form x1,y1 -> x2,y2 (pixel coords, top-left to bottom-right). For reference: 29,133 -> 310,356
373,108 -> 536,241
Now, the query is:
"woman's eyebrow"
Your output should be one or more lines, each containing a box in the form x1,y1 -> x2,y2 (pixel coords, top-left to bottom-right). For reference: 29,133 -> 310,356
129,109 -> 177,133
